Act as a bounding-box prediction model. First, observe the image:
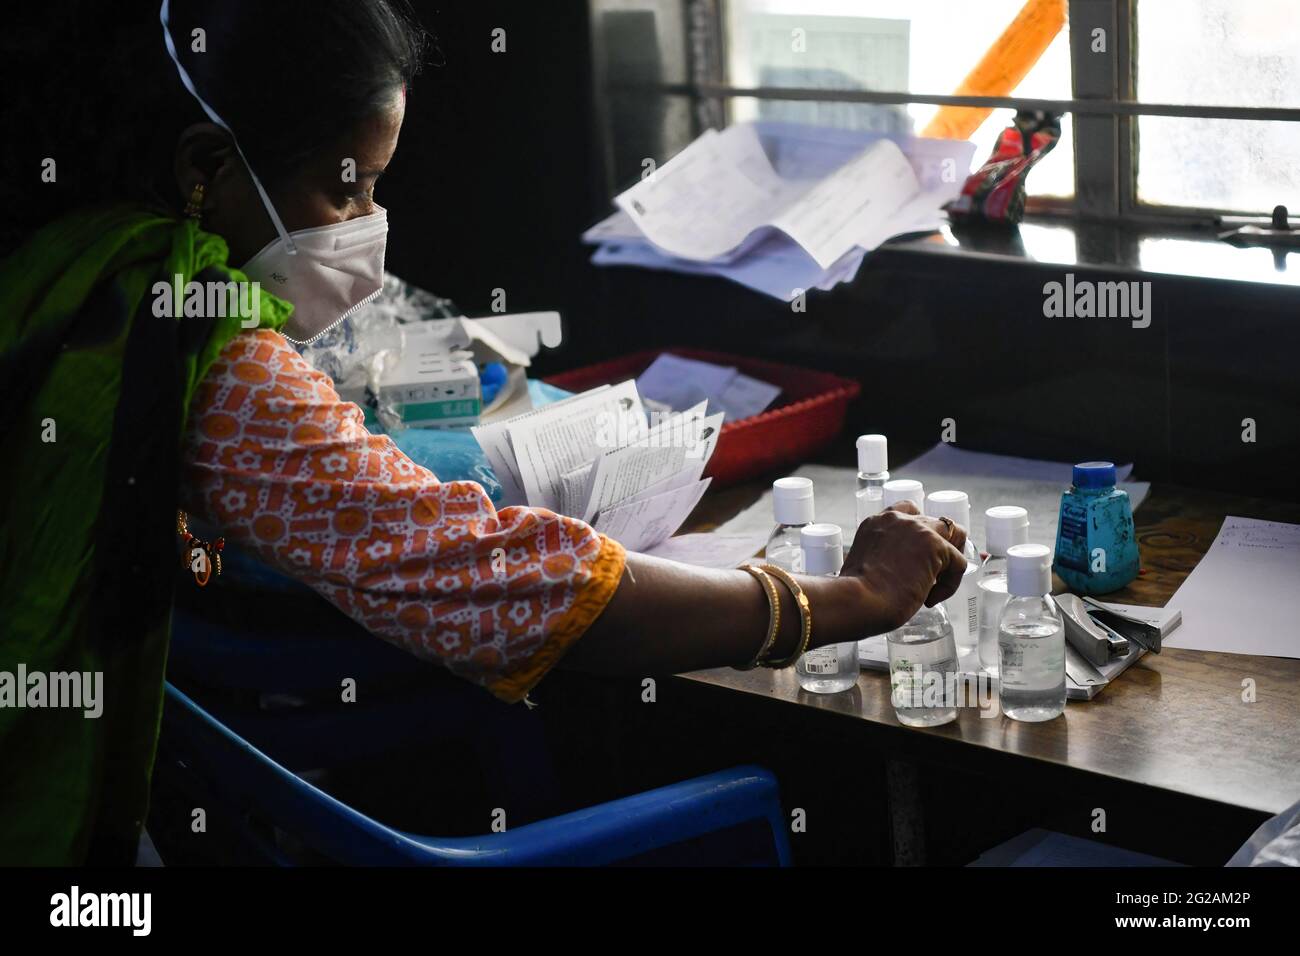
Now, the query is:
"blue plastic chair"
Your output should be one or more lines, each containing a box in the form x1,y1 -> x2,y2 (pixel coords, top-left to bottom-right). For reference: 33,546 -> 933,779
157,682 -> 792,866
168,543 -> 569,816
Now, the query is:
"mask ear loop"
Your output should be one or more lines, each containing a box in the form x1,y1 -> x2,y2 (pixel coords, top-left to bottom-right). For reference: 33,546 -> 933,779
159,0 -> 297,256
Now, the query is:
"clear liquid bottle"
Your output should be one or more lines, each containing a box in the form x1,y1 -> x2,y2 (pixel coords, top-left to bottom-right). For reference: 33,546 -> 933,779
764,476 -> 814,573
924,490 -> 982,650
795,524 -> 858,693
886,603 -> 959,727
977,505 -> 1030,677
854,434 -> 890,528
998,543 -> 1066,722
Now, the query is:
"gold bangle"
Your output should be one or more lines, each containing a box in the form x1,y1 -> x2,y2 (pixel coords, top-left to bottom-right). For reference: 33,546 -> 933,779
759,564 -> 812,668
736,564 -> 781,670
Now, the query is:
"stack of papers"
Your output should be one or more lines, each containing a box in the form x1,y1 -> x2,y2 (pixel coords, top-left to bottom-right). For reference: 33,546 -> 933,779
583,121 -> 976,300
471,381 -> 722,552
636,353 -> 780,422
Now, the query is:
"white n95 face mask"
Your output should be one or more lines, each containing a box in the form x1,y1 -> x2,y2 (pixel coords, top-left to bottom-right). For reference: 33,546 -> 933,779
160,0 -> 389,346
239,207 -> 389,345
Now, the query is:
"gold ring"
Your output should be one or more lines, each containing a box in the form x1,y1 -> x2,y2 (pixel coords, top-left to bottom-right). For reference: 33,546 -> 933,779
939,516 -> 955,539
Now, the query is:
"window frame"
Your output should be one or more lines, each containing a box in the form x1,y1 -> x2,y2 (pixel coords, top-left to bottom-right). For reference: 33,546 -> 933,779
590,0 -> 1300,227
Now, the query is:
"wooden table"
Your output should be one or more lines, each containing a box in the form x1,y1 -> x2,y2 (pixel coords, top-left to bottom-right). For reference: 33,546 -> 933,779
676,479 -> 1300,834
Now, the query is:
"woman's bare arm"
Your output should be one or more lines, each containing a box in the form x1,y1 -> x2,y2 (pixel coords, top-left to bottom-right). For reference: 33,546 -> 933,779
561,503 -> 969,677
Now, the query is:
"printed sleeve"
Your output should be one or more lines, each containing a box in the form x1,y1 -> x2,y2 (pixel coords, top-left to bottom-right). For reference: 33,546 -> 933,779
179,329 -> 626,702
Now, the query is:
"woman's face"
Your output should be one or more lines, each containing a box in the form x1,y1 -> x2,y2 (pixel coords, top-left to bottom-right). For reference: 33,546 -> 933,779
177,90 -> 406,265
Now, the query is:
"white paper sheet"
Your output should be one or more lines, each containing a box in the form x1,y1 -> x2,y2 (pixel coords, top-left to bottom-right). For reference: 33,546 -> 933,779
1165,516 -> 1300,658
586,124 -> 976,301
474,381 -> 726,552
626,454 -> 708,505
470,385 -> 611,505
581,404 -> 720,521
644,531 -> 769,569
770,138 -> 918,268
615,125 -> 921,268
589,234 -> 859,301
615,126 -> 793,263
635,353 -> 780,422
636,355 -> 734,413
557,463 -> 595,520
595,478 -> 713,553
475,381 -> 644,510
715,373 -> 782,422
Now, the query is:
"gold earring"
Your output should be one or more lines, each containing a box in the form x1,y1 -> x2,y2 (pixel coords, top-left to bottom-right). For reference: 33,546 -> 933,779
183,183 -> 206,220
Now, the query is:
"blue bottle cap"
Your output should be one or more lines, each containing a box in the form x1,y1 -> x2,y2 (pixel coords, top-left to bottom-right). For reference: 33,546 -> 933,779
1073,461 -> 1117,489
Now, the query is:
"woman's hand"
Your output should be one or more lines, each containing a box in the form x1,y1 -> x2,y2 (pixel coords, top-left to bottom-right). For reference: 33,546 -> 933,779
840,501 -> 969,634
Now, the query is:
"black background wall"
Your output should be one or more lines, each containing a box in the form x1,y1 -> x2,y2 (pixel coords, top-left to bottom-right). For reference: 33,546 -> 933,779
384,0 -> 606,375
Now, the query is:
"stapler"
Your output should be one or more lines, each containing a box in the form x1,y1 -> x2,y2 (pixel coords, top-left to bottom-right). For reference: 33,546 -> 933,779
1054,594 -> 1163,668
1080,596 -> 1163,655
1055,594 -> 1126,668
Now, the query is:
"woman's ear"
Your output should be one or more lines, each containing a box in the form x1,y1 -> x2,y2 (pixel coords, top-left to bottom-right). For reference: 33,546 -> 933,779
173,123 -> 273,263
173,122 -> 239,214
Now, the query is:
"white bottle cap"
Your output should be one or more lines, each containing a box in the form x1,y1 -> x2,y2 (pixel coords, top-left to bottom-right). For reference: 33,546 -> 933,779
800,523 -> 844,575
856,434 -> 888,474
924,489 -> 971,530
1006,543 -> 1052,597
881,478 -> 924,510
985,505 -> 1030,556
772,476 -> 814,525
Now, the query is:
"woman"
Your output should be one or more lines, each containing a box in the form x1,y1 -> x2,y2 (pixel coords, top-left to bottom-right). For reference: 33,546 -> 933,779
0,0 -> 968,865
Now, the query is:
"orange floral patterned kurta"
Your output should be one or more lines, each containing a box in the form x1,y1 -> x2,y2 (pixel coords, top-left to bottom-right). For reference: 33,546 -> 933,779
179,329 -> 627,703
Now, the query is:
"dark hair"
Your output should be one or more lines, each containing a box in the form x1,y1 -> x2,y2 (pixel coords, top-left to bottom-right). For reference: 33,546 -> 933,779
0,0 -> 428,255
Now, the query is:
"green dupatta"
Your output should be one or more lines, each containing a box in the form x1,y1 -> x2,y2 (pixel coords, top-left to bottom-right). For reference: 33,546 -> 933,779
0,205 -> 290,864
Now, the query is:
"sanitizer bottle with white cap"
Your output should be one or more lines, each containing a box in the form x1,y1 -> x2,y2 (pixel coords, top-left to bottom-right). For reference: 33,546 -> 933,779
924,490 -> 982,650
880,482 -> 959,728
977,505 -> 1030,677
998,543 -> 1066,722
765,477 -> 814,573
886,600 -> 959,727
854,434 -> 890,528
795,524 -> 859,694
859,477 -> 928,664
881,478 -> 924,512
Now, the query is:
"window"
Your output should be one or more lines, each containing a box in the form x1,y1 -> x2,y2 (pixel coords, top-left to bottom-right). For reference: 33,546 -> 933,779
724,0 -> 1075,199
589,0 -> 1300,223
1135,0 -> 1300,214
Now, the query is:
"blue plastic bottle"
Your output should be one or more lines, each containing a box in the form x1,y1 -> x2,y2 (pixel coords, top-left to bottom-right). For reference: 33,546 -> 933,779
1053,462 -> 1139,594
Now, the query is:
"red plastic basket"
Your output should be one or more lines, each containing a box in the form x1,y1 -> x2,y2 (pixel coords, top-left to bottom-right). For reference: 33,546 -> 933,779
544,348 -> 860,488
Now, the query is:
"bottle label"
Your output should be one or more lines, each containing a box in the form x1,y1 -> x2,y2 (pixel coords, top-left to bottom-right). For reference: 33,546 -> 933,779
889,640 -> 957,709
945,571 -> 981,642
1055,498 -> 1091,572
802,648 -> 840,675
999,632 -> 1064,689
